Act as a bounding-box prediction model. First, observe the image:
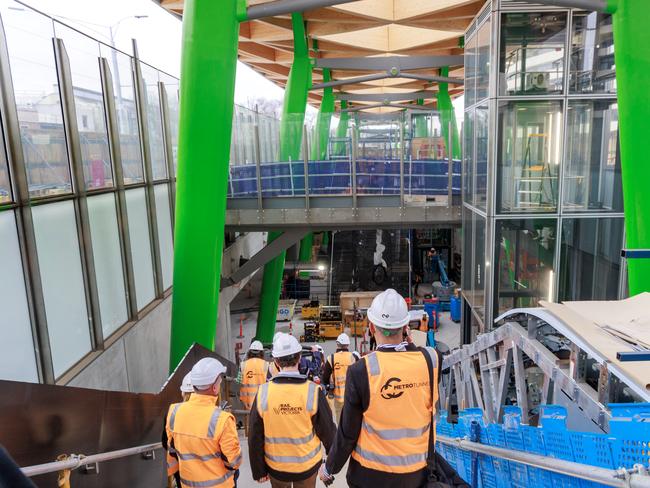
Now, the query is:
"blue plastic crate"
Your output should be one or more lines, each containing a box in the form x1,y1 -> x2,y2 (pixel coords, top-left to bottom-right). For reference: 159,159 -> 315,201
521,425 -> 555,487
608,403 -> 650,470
486,423 -> 512,487
540,406 -> 585,488
502,407 -> 531,487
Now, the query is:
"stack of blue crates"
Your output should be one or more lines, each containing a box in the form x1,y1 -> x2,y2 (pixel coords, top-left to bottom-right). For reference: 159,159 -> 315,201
435,403 -> 650,488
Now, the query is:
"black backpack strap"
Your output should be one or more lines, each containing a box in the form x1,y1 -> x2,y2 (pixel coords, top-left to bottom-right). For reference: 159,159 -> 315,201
420,346 -> 438,479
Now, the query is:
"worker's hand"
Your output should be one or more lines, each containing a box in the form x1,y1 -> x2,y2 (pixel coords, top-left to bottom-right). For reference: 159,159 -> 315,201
319,464 -> 334,486
405,325 -> 414,344
256,475 -> 269,483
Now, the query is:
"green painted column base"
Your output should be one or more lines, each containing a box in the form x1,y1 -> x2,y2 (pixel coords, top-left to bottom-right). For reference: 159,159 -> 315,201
612,0 -> 650,295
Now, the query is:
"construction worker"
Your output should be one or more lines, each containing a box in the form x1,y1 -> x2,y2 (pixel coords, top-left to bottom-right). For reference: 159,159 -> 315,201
163,373 -> 194,487
248,333 -> 336,488
319,289 -> 440,488
322,333 -> 358,421
166,358 -> 242,488
239,340 -> 268,410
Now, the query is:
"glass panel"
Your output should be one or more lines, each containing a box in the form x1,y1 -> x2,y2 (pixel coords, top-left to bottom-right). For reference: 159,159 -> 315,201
100,45 -> 144,184
462,207 -> 474,305
154,184 -> 174,289
0,211 -> 38,382
473,214 -> 486,318
0,120 -> 10,203
500,12 -> 567,96
125,188 -> 156,309
474,105 -> 488,210
2,4 -> 72,197
563,100 -> 622,212
463,110 -> 474,205
141,65 -> 166,180
497,100 -> 562,213
465,33 -> 478,107
476,19 -> 491,102
55,25 -> 113,190
161,75 -> 179,175
495,218 -> 556,316
32,201 -> 91,377
559,217 -> 623,301
570,12 -> 615,94
87,194 -> 128,337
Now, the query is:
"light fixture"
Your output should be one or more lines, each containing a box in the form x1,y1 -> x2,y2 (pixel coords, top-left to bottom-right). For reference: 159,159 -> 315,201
318,264 -> 326,271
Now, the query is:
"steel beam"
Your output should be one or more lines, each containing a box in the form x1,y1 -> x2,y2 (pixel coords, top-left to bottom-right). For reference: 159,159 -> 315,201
401,73 -> 464,85
530,0 -> 608,11
311,73 -> 389,90
336,91 -> 437,102
221,229 -> 308,290
245,0 -> 359,21
315,55 -> 464,71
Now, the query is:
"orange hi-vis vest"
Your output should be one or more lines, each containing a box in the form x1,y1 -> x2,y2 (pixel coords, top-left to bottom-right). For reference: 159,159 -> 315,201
256,378 -> 323,474
351,348 -> 438,474
240,358 -> 269,409
166,394 -> 242,488
328,351 -> 355,403
166,447 -> 179,477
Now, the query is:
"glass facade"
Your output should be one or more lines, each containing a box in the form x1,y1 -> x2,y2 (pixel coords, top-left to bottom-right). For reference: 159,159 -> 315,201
0,1 -> 179,382
564,99 -> 622,212
500,12 -> 567,96
497,100 -> 562,213
559,217 -> 623,301
495,218 -> 556,315
463,4 -> 623,333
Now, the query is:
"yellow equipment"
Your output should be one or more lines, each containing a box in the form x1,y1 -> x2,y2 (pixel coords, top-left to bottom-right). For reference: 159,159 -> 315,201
319,306 -> 343,339
301,300 -> 321,320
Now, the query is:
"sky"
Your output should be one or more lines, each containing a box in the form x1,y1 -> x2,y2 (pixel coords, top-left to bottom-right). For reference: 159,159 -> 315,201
17,0 -> 285,106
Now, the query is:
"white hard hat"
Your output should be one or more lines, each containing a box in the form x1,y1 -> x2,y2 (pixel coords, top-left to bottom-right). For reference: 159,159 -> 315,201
180,372 -> 193,393
190,357 -> 227,388
336,333 -> 351,346
272,333 -> 302,358
249,340 -> 264,352
367,288 -> 409,329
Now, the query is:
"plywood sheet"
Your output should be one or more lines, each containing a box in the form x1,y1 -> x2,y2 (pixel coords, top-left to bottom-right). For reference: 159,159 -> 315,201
541,299 -> 650,393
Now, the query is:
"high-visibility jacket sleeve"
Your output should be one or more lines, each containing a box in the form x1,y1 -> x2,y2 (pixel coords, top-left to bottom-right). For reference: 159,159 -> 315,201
312,388 -> 336,453
247,396 -> 267,480
219,413 -> 242,470
325,359 -> 369,475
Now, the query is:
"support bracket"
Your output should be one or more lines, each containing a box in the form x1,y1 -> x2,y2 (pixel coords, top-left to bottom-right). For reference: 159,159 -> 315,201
220,229 -> 308,290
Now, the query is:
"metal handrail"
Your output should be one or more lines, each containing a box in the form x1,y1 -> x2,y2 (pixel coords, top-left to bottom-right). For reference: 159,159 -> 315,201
21,442 -> 163,478
437,435 -> 650,488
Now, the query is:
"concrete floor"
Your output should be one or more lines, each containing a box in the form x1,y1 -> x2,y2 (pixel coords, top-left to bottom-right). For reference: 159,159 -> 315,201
229,303 -> 461,487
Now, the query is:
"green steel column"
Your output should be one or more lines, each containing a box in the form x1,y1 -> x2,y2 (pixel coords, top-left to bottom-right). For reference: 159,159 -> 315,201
413,99 -> 428,138
299,232 -> 314,262
312,68 -> 334,160
437,66 -> 461,159
334,100 -> 350,155
169,0 -> 239,369
257,13 -> 310,341
611,0 -> 650,294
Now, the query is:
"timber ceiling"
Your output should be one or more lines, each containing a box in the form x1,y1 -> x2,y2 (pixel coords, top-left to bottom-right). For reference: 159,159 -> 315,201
158,0 -> 482,113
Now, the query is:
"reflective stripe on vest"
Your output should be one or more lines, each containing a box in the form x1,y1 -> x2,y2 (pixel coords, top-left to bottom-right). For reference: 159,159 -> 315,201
257,380 -> 322,473
180,470 -> 235,488
240,358 -> 268,408
330,351 -> 355,404
351,349 -> 437,474
167,396 -> 236,488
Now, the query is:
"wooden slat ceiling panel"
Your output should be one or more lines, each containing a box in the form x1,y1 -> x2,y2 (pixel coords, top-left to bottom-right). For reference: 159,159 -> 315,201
159,0 -> 482,109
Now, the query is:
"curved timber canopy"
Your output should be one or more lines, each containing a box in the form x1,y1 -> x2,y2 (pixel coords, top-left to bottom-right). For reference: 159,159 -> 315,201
157,0 -> 482,113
